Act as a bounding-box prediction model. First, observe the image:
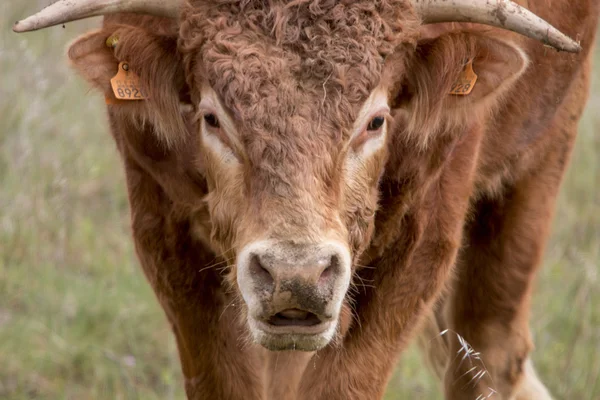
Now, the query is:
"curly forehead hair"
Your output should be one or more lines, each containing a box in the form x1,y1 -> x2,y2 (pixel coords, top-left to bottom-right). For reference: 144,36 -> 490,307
179,0 -> 419,133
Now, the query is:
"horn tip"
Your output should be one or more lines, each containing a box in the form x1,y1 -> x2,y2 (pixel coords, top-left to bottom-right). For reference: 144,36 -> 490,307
558,40 -> 582,53
13,19 -> 36,33
13,21 -> 27,33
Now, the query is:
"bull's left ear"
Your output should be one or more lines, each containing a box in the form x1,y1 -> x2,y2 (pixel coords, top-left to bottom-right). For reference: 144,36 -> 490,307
394,32 -> 529,137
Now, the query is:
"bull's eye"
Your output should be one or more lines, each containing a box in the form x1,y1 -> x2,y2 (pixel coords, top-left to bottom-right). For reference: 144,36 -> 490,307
367,116 -> 385,131
204,113 -> 220,128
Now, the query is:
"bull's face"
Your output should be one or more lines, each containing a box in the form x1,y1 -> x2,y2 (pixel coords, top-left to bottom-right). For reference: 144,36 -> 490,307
187,2 -> 409,350
199,83 -> 390,350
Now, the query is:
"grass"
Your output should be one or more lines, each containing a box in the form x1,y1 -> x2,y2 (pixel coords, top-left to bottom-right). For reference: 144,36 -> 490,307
1,2 -> 598,399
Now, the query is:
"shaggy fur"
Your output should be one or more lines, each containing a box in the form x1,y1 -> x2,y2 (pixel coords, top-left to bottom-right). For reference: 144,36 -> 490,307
61,0 -> 600,398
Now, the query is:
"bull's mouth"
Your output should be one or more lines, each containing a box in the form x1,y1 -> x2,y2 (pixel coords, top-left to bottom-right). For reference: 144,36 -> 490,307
268,308 -> 322,327
249,309 -> 337,351
258,307 -> 332,336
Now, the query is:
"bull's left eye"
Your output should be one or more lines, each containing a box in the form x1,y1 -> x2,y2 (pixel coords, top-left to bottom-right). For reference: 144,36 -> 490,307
204,113 -> 220,128
367,116 -> 385,131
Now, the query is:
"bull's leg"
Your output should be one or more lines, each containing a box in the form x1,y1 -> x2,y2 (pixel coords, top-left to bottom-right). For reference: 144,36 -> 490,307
418,304 -> 553,400
123,157 -> 264,400
442,152 -> 573,400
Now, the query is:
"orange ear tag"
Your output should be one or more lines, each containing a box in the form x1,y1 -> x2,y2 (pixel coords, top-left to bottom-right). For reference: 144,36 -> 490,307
110,62 -> 148,101
449,61 -> 478,96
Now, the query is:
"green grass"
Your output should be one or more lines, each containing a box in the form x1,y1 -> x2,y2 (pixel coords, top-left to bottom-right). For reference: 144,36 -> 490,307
1,3 -> 598,399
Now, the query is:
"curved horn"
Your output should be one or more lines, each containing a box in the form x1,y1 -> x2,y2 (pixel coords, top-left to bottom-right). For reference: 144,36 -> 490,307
411,0 -> 581,53
13,0 -> 185,33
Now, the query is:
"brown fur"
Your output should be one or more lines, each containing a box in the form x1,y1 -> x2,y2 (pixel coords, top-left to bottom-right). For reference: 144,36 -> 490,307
58,0 -> 600,398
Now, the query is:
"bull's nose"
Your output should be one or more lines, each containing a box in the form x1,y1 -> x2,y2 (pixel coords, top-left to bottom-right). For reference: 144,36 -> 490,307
237,240 -> 351,317
248,252 -> 338,289
237,240 -> 351,350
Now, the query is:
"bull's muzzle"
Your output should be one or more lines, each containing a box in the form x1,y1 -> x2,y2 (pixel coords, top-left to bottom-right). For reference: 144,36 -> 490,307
237,240 -> 351,351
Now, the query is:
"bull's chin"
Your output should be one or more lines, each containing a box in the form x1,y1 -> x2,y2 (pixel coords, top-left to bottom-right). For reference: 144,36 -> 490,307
248,318 -> 337,352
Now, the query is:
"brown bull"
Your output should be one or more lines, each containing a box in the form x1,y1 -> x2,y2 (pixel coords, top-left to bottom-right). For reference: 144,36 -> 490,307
14,0 -> 599,399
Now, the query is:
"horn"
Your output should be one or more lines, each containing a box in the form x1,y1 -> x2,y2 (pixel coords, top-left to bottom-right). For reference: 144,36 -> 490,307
13,0 -> 185,33
13,0 -> 581,53
411,0 -> 581,53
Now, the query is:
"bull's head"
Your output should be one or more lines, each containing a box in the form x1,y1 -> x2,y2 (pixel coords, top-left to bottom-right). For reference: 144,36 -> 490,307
14,0 -> 580,351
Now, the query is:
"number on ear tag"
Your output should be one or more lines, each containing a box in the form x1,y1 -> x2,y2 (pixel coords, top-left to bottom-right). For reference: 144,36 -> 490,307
110,62 -> 148,101
449,61 -> 478,96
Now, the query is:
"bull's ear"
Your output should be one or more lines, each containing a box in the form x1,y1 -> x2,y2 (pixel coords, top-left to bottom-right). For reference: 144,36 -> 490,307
68,30 -> 118,94
394,32 -> 528,140
68,26 -> 190,145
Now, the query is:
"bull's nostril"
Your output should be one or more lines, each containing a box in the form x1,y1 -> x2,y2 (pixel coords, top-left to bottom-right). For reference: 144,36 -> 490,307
318,255 -> 338,282
249,254 -> 274,287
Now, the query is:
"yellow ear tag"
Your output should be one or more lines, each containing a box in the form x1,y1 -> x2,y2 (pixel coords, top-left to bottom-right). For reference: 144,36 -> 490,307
106,34 -> 119,49
449,61 -> 478,96
110,62 -> 148,101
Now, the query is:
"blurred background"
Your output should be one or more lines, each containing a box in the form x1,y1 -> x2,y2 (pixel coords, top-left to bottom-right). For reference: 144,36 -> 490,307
1,2 -> 598,399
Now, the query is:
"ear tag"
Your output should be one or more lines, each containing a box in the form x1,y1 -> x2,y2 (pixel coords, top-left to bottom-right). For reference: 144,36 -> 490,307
110,62 -> 148,101
449,61 -> 478,96
106,34 -> 119,49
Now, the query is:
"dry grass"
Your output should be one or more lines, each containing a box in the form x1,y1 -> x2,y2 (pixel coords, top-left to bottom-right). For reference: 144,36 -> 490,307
1,2 -> 598,399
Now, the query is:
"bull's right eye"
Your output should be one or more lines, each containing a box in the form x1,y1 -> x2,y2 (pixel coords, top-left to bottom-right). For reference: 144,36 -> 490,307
367,116 -> 385,131
204,113 -> 220,128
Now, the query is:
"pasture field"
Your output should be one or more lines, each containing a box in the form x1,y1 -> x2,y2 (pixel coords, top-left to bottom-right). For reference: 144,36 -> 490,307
1,2 -> 598,399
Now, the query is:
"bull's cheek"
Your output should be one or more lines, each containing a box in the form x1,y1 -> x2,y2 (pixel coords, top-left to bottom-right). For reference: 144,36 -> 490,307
206,198 -> 240,253
338,302 -> 354,337
345,211 -> 376,257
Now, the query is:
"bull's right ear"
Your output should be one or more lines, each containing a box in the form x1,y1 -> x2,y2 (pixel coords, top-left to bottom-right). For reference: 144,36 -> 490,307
68,26 -> 190,145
